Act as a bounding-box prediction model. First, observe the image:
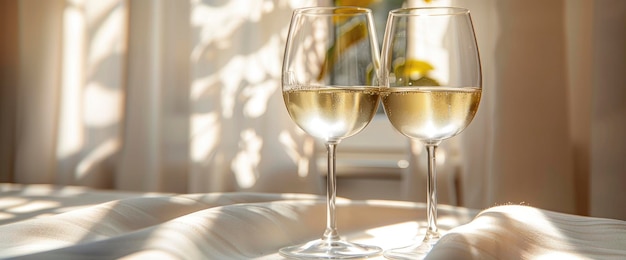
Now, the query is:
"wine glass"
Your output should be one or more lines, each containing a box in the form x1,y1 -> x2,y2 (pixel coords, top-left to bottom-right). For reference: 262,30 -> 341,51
379,7 -> 482,259
279,6 -> 383,259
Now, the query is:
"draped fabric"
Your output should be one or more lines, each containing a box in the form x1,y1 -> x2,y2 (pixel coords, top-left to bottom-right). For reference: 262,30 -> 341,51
1,0 -> 625,219
451,0 -> 626,220
4,0 -> 323,194
453,0 -> 579,213
405,0 -> 579,214
1,184 -> 625,259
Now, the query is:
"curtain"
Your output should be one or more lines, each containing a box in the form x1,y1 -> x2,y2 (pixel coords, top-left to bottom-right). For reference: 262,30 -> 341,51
452,0 -> 626,219
402,0 -> 578,213
406,0 -> 626,218
452,0 -> 577,214
5,0 -> 322,194
2,0 -> 625,219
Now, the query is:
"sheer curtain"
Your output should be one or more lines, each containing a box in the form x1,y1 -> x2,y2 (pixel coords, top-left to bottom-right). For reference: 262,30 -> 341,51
3,0 -> 322,194
451,0 -> 626,219
2,0 -> 625,219
452,0 -> 577,213
401,0 -> 578,213
406,0 -> 625,219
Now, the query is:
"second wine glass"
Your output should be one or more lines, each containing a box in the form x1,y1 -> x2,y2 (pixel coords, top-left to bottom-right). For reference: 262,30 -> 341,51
379,7 -> 482,259
280,6 -> 382,259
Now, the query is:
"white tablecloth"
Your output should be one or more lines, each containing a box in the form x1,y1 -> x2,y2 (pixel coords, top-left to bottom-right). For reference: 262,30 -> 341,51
1,184 -> 625,259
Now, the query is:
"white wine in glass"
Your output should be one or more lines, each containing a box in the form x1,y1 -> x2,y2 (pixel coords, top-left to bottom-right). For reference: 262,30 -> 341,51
279,7 -> 383,259
283,87 -> 380,142
380,7 -> 482,259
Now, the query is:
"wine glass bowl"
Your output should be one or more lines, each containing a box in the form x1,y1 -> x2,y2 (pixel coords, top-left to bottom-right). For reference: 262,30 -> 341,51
283,87 -> 381,144
380,7 -> 482,259
279,6 -> 382,259
381,86 -> 481,142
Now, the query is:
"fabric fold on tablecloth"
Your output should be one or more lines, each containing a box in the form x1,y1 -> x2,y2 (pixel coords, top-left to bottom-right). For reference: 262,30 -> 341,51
0,192 -> 324,259
1,190 -> 624,259
428,205 -> 626,260
2,193 -> 452,259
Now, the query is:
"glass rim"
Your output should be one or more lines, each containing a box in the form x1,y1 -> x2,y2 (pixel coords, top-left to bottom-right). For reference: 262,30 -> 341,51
389,7 -> 470,16
294,6 -> 372,16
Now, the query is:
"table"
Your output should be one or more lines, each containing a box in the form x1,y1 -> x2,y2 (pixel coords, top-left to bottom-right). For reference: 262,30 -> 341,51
1,184 -> 624,259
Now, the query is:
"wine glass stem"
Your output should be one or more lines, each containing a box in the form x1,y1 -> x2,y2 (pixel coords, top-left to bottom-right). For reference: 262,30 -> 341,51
425,144 -> 440,241
323,142 -> 340,241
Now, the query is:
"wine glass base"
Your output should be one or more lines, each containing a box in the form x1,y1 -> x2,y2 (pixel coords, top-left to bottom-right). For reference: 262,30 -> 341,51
383,236 -> 439,260
279,238 -> 382,259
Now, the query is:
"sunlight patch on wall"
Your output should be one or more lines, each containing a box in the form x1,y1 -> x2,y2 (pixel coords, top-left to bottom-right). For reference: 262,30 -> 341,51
58,2 -> 86,159
243,80 -> 278,118
232,129 -> 263,188
242,35 -> 283,118
219,55 -> 245,118
190,0 -> 277,46
279,131 -> 299,164
279,130 -> 312,178
84,82 -> 123,127
58,0 -> 127,186
190,74 -> 218,100
259,35 -> 283,78
86,0 -> 126,69
188,0 -> 320,191
191,113 -> 221,162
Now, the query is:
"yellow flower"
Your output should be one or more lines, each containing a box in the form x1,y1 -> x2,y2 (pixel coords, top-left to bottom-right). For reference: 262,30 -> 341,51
393,58 -> 439,86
